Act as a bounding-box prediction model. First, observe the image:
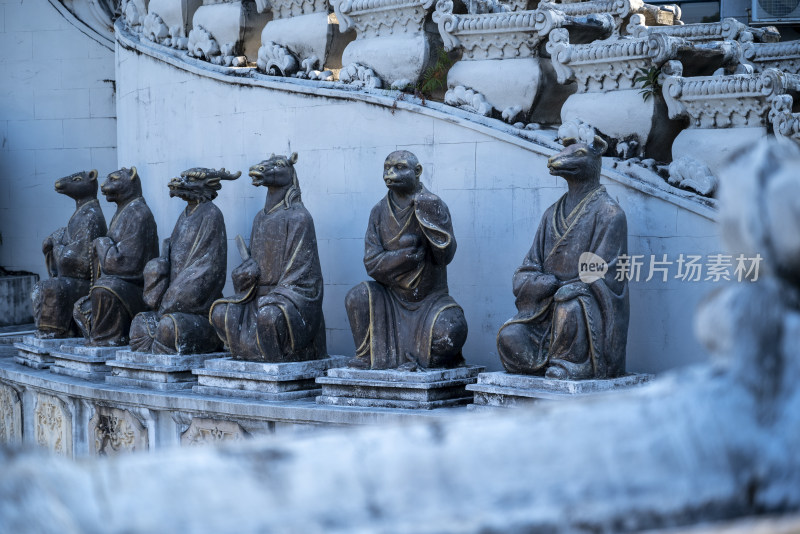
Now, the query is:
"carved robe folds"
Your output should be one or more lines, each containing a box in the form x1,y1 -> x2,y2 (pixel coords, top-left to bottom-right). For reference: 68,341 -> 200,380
74,198 -> 159,346
130,202 -> 226,354
34,200 -> 107,336
210,203 -> 326,362
497,187 -> 629,379
346,186 -> 468,369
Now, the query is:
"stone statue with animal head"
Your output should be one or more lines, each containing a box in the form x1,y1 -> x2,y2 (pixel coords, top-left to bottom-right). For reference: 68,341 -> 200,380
129,167 -> 240,354
73,167 -> 159,346
209,153 -> 327,362
32,170 -> 108,338
497,132 -> 629,379
344,150 -> 468,370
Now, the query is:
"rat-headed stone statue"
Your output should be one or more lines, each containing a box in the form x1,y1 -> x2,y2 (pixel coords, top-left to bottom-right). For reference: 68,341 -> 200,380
33,170 -> 108,338
497,134 -> 629,380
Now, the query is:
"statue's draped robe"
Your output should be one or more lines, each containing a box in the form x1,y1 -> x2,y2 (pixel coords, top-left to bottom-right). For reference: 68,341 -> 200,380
497,187 -> 628,379
353,186 -> 464,369
210,201 -> 326,362
130,202 -> 226,354
33,199 -> 107,336
74,197 -> 158,345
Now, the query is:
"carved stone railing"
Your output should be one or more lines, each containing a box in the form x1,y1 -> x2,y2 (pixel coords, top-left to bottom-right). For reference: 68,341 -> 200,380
741,40 -> 800,75
57,0 -> 119,44
546,31 -> 740,159
626,15 -> 780,44
662,69 -> 800,186
331,0 -> 439,87
141,0 -> 203,49
663,68 -> 800,129
770,94 -> 800,145
187,0 -> 270,65
548,31 -> 740,92
257,0 -> 349,78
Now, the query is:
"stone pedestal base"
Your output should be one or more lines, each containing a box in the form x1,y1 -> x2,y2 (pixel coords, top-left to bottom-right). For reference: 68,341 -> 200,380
49,343 -> 124,382
193,356 -> 350,400
14,335 -> 83,370
316,365 -> 485,410
107,350 -> 229,391
467,371 -> 654,409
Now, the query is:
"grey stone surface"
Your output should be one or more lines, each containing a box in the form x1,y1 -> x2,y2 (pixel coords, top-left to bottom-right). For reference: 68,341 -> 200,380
193,356 -> 349,400
47,343 -> 124,382
106,350 -> 228,390
14,335 -> 85,369
316,365 -> 485,410
468,371 -> 654,407
0,274 -> 38,327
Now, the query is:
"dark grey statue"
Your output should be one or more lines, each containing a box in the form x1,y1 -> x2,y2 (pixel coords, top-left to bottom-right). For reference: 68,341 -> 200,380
33,170 -> 108,338
497,135 -> 629,379
74,167 -> 159,346
210,153 -> 326,362
345,150 -> 468,370
129,168 -> 240,354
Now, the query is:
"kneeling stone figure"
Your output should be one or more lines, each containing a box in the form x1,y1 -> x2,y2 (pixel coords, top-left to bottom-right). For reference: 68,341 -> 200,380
129,167 -> 240,354
74,167 -> 159,346
345,150 -> 468,370
210,153 -> 327,362
497,135 -> 629,380
33,170 -> 107,338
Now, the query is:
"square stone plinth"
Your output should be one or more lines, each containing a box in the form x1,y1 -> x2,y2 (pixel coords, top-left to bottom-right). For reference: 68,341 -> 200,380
316,365 -> 486,410
193,356 -> 350,400
14,336 -> 84,370
106,351 -> 230,391
49,343 -> 125,382
467,371 -> 654,408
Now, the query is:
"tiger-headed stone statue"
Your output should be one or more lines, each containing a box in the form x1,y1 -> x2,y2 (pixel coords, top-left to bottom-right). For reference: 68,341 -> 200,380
496,133 -> 629,380
129,167 -> 240,354
209,153 -> 327,362
74,167 -> 159,346
33,170 -> 108,338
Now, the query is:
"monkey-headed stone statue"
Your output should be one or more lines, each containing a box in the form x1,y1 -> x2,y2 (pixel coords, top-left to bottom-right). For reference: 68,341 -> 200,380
74,167 -> 159,346
32,170 -> 108,338
496,134 -> 629,380
129,167 -> 240,354
209,153 -> 327,362
344,150 -> 468,370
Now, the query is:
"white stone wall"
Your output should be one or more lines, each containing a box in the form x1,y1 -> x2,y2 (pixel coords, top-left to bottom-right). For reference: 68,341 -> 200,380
0,0 -> 117,275
116,37 -> 724,373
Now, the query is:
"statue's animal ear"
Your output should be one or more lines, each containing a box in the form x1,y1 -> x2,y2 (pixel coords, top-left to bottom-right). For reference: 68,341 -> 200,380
88,169 -> 98,181
289,152 -> 298,164
130,166 -> 138,181
591,135 -> 608,156
414,163 -> 423,178
561,137 -> 577,147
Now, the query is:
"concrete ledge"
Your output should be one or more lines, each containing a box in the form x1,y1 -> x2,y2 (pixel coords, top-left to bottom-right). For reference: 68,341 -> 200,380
317,365 -> 485,410
467,371 -> 654,408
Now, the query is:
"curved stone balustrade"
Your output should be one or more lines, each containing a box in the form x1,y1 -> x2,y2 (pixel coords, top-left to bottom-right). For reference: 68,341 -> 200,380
0,346 -> 447,456
626,15 -> 780,43
741,40 -> 800,75
662,69 -> 800,186
770,94 -> 800,144
332,0 -> 439,87
663,68 -> 800,129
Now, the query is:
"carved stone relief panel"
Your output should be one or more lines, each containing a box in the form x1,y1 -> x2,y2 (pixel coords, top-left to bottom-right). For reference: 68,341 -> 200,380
0,382 -> 23,445
181,418 -> 247,446
34,393 -> 72,457
90,406 -> 149,456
